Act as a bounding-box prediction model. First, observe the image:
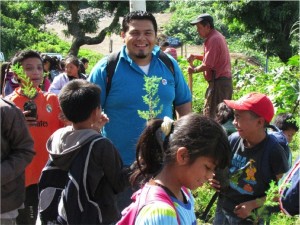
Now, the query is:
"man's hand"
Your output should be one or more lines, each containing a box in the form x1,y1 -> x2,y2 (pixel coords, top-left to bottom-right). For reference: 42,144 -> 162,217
187,54 -> 195,64
188,65 -> 196,74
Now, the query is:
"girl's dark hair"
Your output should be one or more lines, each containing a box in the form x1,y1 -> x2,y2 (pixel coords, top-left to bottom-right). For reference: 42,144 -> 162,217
65,55 -> 80,68
122,10 -> 157,34
58,80 -> 101,123
130,113 -> 231,185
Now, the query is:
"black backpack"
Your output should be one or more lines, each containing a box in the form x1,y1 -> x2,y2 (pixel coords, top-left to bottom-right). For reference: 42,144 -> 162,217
38,136 -> 104,224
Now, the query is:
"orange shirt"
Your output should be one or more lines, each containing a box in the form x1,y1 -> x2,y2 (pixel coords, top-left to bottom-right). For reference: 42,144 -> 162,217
6,87 -> 64,186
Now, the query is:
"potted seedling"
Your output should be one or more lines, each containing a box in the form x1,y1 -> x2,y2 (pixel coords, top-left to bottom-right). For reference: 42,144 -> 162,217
11,63 -> 38,119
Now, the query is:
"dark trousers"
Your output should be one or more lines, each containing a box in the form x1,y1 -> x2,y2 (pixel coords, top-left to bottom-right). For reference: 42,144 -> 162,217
204,78 -> 233,119
16,184 -> 38,225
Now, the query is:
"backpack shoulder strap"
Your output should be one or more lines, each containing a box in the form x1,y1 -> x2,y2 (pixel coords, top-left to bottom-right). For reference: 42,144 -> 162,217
228,132 -> 241,151
106,51 -> 121,96
158,50 -> 177,118
158,50 -> 175,77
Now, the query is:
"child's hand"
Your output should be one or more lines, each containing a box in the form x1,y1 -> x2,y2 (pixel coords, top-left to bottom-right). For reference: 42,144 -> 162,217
99,112 -> 109,127
208,177 -> 221,192
23,110 -> 37,126
91,112 -> 109,132
234,201 -> 254,219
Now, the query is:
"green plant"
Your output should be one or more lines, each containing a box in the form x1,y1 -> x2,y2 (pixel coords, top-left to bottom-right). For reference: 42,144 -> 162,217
137,75 -> 163,121
11,63 -> 37,99
250,180 -> 281,224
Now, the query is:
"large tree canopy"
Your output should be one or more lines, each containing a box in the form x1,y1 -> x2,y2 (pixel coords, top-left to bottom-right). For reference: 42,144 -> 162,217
1,1 -> 169,57
221,0 -> 299,63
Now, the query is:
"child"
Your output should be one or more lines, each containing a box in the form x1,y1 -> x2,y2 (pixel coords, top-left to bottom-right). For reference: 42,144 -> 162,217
39,80 -> 130,224
216,102 -> 236,135
212,92 -> 289,225
49,55 -> 86,94
118,113 -> 231,224
273,113 -> 299,143
5,50 -> 64,224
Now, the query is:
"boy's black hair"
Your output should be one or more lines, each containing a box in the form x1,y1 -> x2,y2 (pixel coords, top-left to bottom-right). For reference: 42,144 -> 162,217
216,102 -> 234,124
12,50 -> 42,65
274,113 -> 299,132
122,10 -> 157,34
80,57 -> 89,64
59,80 -> 101,123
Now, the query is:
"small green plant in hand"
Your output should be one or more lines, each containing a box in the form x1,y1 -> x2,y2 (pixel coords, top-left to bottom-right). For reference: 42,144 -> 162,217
250,180 -> 283,224
138,75 -> 163,121
11,63 -> 37,99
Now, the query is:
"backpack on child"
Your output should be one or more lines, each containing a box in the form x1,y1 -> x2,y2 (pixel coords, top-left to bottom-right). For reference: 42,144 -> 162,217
38,136 -> 104,224
267,124 -> 291,167
116,184 -> 189,225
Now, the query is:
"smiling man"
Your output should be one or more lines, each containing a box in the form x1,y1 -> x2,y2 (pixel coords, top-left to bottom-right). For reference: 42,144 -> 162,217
88,10 -> 192,212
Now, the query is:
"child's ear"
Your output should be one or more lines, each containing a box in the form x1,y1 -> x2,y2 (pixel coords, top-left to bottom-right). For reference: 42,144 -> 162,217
176,147 -> 189,165
257,117 -> 265,128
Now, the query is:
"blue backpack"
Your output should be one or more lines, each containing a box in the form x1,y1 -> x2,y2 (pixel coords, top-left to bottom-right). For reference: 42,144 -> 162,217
267,124 -> 291,167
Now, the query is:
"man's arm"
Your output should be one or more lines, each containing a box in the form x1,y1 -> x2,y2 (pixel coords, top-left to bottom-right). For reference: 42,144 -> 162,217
175,102 -> 192,118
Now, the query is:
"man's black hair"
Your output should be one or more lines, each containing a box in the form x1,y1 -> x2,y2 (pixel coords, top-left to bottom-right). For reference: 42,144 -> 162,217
122,10 -> 157,34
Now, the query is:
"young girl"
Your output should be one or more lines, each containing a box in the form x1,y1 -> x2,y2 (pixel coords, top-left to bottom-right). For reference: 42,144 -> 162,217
49,55 -> 86,94
121,113 -> 231,224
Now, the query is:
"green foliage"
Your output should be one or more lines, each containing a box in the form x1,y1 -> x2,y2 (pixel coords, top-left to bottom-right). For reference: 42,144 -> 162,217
193,183 -> 217,224
1,1 -> 45,28
250,181 -> 280,224
11,63 -> 37,99
137,76 -> 163,121
232,57 -> 299,115
177,57 -> 206,113
30,32 -> 71,55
